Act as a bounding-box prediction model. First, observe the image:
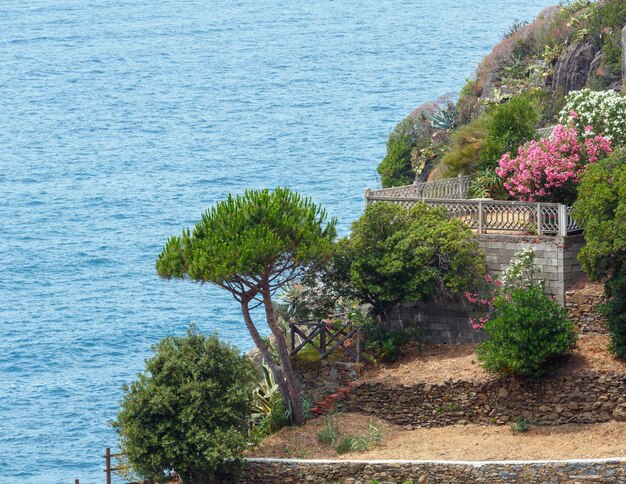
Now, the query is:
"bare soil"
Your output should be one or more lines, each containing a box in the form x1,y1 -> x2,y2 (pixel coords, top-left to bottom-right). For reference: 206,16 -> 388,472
361,334 -> 626,385
249,334 -> 626,461
248,413 -> 626,461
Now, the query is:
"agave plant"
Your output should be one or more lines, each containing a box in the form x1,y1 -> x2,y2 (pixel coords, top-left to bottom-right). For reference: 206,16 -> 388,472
429,102 -> 458,131
250,363 -> 280,423
469,169 -> 508,200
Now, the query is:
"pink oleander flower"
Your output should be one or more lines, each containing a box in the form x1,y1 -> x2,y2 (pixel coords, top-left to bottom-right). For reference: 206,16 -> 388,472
496,124 -> 611,203
569,110 -> 578,120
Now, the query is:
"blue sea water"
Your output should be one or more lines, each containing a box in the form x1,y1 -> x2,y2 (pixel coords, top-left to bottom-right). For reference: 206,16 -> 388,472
0,1 -> 555,481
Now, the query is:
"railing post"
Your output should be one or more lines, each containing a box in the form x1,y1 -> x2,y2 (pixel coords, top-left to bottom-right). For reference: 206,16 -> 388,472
558,204 -> 568,236
537,203 -> 543,235
104,447 -> 112,484
457,174 -> 465,199
290,323 -> 295,352
364,189 -> 371,207
478,200 -> 483,234
320,324 -> 326,356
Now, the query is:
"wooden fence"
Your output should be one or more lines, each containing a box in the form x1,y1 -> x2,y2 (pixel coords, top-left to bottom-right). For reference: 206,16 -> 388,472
290,316 -> 360,362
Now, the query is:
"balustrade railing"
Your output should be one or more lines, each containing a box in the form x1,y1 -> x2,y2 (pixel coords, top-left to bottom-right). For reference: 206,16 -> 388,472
370,175 -> 472,200
364,190 -> 581,236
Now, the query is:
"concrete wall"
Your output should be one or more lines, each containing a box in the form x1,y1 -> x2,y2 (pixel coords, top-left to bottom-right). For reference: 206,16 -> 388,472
242,457 -> 626,483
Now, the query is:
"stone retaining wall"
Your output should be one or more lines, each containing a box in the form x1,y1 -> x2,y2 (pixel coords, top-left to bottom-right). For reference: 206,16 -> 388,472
565,288 -> 607,334
294,360 -> 360,403
337,372 -> 626,427
242,457 -> 626,483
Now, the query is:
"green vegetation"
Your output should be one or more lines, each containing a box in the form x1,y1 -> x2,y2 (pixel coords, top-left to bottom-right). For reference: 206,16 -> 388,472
511,417 -> 531,433
360,318 -> 422,363
573,149 -> 626,358
377,98 -> 454,187
114,328 -> 255,484
326,202 -> 484,322
316,412 -> 384,455
438,116 -> 488,177
480,94 -> 539,170
156,188 -> 336,425
476,286 -> 577,378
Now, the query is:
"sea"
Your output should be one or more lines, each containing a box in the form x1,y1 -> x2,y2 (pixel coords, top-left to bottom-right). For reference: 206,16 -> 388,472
0,1 -> 555,481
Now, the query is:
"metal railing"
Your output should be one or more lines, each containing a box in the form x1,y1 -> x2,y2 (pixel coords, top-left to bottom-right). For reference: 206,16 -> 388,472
364,192 -> 582,236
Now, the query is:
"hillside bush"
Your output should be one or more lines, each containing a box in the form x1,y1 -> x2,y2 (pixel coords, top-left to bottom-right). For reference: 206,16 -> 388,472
439,115 -> 489,177
573,149 -> 626,358
114,328 -> 256,484
559,89 -> 626,145
378,98 -> 455,186
476,286 -> 577,378
585,0 -> 626,80
479,94 -> 539,170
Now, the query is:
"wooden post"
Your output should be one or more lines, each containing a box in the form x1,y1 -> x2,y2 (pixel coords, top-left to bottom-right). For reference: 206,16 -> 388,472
75,479 -> 79,484
104,447 -> 112,484
320,324 -> 326,356
290,323 -> 295,353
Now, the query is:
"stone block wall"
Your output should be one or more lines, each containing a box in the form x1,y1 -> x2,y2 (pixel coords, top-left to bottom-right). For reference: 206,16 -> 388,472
388,295 -> 485,345
478,233 -> 585,305
337,372 -> 626,428
387,234 -> 586,345
242,457 -> 626,483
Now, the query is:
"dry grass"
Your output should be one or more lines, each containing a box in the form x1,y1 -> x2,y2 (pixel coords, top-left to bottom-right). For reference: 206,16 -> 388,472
249,413 -> 626,461
361,334 -> 626,386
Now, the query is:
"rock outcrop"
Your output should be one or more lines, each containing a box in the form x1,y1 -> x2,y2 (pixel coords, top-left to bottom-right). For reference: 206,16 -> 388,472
552,39 -> 601,93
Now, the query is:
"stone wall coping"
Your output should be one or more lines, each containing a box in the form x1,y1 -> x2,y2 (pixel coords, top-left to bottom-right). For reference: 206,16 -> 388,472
245,456 -> 626,467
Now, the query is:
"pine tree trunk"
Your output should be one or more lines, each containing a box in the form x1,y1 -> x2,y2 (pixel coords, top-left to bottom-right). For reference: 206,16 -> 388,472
240,299 -> 291,408
261,289 -> 306,425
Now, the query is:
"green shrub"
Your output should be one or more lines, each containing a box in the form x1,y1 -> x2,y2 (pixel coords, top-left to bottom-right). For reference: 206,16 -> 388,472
479,94 -> 539,170
114,327 -> 256,484
361,320 -> 421,363
377,137 -> 415,188
439,115 -> 489,177
328,202 -> 485,322
585,0 -> 626,79
573,149 -> 626,358
476,286 -> 577,378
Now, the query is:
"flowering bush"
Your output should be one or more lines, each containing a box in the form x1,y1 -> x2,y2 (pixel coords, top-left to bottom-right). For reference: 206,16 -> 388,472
467,248 -> 577,377
559,89 -> 626,145
496,124 -> 611,203
466,247 -> 538,329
